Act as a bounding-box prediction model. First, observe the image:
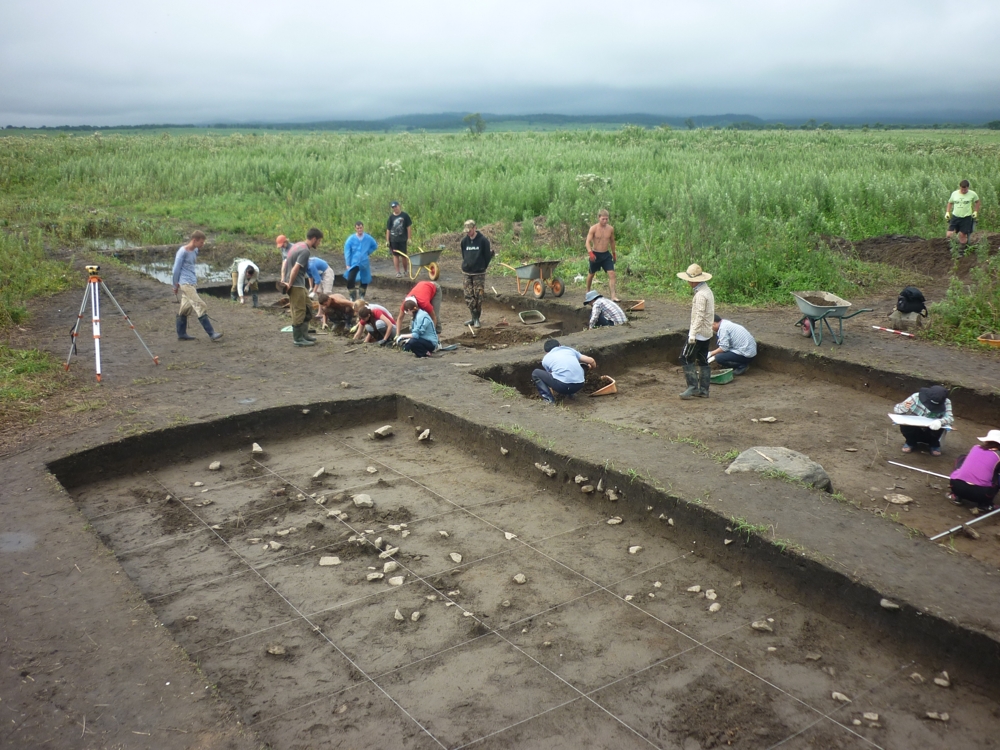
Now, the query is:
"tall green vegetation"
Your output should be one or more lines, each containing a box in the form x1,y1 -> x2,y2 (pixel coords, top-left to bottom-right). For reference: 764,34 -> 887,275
1,128 -> 996,312
926,238 -> 1000,345
0,231 -> 72,328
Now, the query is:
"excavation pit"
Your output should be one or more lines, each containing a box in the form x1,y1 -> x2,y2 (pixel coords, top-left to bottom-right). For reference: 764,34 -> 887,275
47,395 -> 1000,748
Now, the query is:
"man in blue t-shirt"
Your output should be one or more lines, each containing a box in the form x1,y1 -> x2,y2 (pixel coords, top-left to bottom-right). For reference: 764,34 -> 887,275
306,256 -> 335,296
531,339 -> 597,404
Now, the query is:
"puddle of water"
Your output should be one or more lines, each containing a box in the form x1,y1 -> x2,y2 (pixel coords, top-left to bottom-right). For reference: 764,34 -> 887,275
128,261 -> 231,285
0,532 -> 36,552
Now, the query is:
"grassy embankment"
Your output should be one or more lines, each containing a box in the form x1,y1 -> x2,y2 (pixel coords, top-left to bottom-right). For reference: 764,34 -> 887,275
1,127 -> 999,338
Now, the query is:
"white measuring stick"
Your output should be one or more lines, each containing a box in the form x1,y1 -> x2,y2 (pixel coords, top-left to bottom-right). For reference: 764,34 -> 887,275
931,506 -> 1000,541
872,325 -> 916,338
887,460 -> 950,480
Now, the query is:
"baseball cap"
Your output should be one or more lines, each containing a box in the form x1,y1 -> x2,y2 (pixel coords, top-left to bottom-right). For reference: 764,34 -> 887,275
275,235 -> 287,246
390,201 -> 400,208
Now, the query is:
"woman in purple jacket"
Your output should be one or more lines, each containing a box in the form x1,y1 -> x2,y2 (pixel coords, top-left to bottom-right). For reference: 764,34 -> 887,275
948,430 -> 1000,514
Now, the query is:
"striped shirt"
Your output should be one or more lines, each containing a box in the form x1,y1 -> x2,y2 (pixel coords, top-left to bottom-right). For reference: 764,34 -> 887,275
893,393 -> 954,427
588,298 -> 627,328
716,320 -> 757,358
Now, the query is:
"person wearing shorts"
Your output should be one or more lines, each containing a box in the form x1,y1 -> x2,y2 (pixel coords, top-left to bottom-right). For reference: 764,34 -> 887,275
946,180 -> 981,252
585,209 -> 619,301
354,303 -> 397,344
386,201 -> 412,277
171,231 -> 222,341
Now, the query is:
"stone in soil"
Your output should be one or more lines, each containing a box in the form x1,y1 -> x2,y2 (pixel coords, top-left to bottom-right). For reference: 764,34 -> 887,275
535,462 -> 556,477
606,489 -> 620,501
884,493 -> 913,505
934,671 -> 950,687
373,425 -> 394,439
411,611 -> 421,622
449,552 -> 462,563
394,609 -> 404,621
251,442 -> 263,454
185,615 -> 198,622
726,446 -> 832,492
708,603 -> 721,613
581,485 -> 594,493
388,576 -> 404,586
418,429 -> 431,441
863,712 -> 879,722
266,541 -> 283,551
312,467 -> 326,479
687,585 -> 701,593
208,461 -> 221,471
880,598 -> 900,610
513,573 -> 527,584
751,620 -> 773,632
383,561 -> 399,573
266,645 -> 286,656
705,590 -> 717,600
926,712 -> 950,722
832,692 -> 851,703
607,516 -> 623,525
575,475 -> 588,484
379,547 -> 399,559
628,545 -> 642,554
353,494 -> 374,508
504,532 -> 517,540
319,556 -> 341,566
366,466 -> 378,473
367,572 -> 384,582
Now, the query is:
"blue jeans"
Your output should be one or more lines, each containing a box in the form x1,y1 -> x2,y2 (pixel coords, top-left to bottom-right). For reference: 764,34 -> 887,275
715,351 -> 752,372
532,369 -> 584,402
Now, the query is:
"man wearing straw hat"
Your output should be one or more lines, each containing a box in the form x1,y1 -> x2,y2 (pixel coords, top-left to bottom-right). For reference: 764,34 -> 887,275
677,263 -> 714,399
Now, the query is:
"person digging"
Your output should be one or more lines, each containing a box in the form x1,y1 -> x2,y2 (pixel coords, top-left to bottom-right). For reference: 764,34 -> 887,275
229,257 -> 259,307
677,263 -> 714,399
531,339 -> 596,404
948,429 -> 1000,515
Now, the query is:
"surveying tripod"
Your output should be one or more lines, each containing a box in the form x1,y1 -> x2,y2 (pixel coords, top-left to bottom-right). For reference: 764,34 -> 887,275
65,265 -> 159,382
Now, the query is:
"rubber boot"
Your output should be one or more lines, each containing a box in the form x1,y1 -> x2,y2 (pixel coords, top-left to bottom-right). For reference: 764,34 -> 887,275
293,322 -> 316,347
533,377 -> 556,404
252,293 -> 259,308
696,366 -> 712,398
359,286 -> 367,300
348,289 -> 358,302
176,315 -> 195,340
679,364 -> 699,399
230,291 -> 238,302
198,314 -> 223,341
464,318 -> 476,326
302,322 -> 317,342
473,317 -> 481,328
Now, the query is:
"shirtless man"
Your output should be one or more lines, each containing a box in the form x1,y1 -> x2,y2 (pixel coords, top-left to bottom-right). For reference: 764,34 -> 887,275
585,209 -> 619,302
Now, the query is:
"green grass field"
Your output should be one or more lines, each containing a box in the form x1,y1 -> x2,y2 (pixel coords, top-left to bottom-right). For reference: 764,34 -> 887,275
1,127 -> 998,333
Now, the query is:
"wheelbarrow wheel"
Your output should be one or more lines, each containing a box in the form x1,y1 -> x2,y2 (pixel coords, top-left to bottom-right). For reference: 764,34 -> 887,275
427,262 -> 440,281
532,279 -> 545,299
550,278 -> 565,297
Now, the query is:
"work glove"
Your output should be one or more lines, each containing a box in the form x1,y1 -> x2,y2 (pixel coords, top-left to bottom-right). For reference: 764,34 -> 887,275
944,212 -> 951,221
707,355 -> 716,364
929,419 -> 942,431
973,211 -> 979,220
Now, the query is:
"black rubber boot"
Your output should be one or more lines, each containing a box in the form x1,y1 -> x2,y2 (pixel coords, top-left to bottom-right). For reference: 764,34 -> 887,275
302,323 -> 317,342
198,314 -> 223,341
293,323 -> 316,347
230,291 -> 238,302
252,293 -> 259,308
176,315 -> 195,340
696,366 -> 712,398
679,364 -> 699,399
348,289 -> 358,301
464,318 -> 476,326
359,285 -> 368,300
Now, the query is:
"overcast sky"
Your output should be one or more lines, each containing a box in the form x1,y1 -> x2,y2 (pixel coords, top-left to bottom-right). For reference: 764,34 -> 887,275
2,1 -> 999,126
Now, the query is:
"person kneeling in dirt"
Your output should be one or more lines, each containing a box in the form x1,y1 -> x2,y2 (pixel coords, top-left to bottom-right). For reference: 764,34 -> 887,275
317,293 -> 354,331
532,339 -> 596,404
229,258 -> 260,307
354,303 -> 396,345
397,299 -> 438,357
583,291 -> 626,329
948,429 -> 1000,514
893,385 -> 953,456
708,315 -> 756,375
398,280 -> 442,334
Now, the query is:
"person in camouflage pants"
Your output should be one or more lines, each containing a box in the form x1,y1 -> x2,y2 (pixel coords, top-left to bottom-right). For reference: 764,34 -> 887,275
460,220 -> 493,327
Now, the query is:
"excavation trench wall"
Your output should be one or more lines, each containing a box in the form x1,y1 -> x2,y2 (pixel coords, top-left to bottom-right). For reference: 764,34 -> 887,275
477,333 -> 1000,425
47,394 -> 1000,697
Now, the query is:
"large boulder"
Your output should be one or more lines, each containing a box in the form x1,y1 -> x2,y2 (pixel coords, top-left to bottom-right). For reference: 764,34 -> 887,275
725,447 -> 832,492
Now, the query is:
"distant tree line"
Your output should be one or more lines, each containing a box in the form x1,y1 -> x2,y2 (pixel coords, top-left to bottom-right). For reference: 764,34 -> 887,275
5,115 -> 1000,133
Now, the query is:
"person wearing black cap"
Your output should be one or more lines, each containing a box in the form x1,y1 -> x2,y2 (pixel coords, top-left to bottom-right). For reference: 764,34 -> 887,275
386,201 -> 412,277
531,339 -> 596,404
892,385 -> 954,456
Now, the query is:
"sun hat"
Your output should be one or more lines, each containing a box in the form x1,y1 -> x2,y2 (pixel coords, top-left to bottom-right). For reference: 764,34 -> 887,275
918,385 -> 948,410
584,290 -> 602,305
978,430 -> 1000,443
676,263 -> 712,282
544,339 -> 560,352
275,235 -> 287,246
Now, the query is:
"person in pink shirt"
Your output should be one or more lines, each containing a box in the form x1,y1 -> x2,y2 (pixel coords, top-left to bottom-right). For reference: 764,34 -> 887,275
948,430 -> 1000,514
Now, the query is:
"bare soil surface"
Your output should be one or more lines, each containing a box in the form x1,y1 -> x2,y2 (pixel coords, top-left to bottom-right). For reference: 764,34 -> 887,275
4,239 -> 1000,748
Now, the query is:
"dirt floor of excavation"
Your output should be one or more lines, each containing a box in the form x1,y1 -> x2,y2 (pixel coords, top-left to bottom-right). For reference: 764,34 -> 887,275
64,424 -> 1000,750
540,363 -> 1000,567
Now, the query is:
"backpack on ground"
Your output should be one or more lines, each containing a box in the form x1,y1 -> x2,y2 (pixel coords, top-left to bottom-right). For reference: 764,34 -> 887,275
897,286 -> 927,316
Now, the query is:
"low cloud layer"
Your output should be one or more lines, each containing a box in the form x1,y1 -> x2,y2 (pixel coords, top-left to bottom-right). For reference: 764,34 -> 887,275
2,0 -> 998,126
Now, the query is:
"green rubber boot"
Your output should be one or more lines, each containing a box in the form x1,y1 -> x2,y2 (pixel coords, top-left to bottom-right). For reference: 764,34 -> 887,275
696,366 -> 712,398
293,323 -> 316,347
679,364 -> 699,400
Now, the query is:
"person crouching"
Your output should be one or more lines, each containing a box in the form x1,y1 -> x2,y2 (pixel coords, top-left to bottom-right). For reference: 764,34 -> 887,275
583,291 -> 626,328
949,429 -> 1000,514
531,339 -> 596,404
399,299 -> 438,357
892,385 -> 953,456
355,303 -> 397,345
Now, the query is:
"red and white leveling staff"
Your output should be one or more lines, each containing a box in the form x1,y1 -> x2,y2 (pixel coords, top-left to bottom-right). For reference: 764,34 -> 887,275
872,325 -> 916,338
66,265 -> 159,382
